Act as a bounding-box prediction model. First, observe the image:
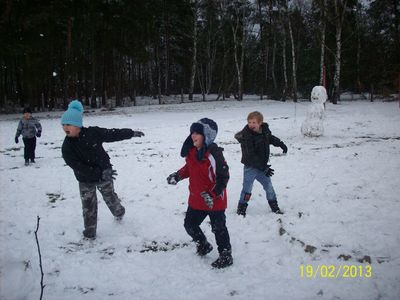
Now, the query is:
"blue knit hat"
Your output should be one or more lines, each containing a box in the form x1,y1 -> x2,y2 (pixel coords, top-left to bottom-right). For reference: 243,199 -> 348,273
61,100 -> 84,127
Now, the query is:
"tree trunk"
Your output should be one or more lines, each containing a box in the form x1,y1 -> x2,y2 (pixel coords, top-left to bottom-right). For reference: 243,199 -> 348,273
332,0 -> 347,104
189,1 -> 198,101
231,15 -> 242,100
287,9 -> 297,102
281,17 -> 288,101
319,0 -> 327,87
271,31 -> 277,93
163,0 -> 170,96
239,19 -> 245,101
205,19 -> 217,95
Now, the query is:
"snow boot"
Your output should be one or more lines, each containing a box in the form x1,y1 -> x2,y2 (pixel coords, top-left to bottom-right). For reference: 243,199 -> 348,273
236,202 -> 248,217
83,228 -> 96,239
211,250 -> 233,269
30,159 -> 35,163
269,201 -> 283,214
24,159 -> 29,166
196,241 -> 213,256
114,206 -> 125,221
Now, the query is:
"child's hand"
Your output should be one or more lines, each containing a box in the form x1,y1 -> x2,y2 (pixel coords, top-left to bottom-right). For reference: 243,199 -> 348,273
36,131 -> 41,137
201,191 -> 214,209
15,137 -> 19,144
280,142 -> 288,154
133,130 -> 145,137
167,172 -> 180,185
265,166 -> 274,177
102,169 -> 117,181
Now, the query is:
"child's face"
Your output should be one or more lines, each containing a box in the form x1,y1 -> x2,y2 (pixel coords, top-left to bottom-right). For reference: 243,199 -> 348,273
23,112 -> 31,119
63,124 -> 81,138
191,132 -> 204,149
247,118 -> 262,132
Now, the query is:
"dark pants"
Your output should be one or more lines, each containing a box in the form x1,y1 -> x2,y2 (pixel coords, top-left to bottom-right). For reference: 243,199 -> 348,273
184,206 -> 231,254
78,180 -> 125,234
22,137 -> 36,161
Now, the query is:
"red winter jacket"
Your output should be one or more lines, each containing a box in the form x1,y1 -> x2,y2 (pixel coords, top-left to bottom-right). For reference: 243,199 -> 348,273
177,144 -> 229,211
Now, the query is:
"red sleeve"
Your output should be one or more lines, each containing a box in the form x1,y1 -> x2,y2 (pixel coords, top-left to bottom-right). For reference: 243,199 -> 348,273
177,163 -> 189,180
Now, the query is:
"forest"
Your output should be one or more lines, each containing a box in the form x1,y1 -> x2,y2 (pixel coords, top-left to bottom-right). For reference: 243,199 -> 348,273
0,0 -> 399,111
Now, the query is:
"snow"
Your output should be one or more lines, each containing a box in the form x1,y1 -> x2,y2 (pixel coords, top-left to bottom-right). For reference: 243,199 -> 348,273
1,98 -> 399,300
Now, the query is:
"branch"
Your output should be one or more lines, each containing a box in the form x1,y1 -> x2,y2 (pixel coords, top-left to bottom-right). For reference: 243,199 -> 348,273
34,216 -> 45,300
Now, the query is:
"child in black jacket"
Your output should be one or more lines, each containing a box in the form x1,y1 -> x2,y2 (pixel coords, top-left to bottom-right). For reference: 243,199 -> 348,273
235,111 -> 287,216
61,100 -> 144,239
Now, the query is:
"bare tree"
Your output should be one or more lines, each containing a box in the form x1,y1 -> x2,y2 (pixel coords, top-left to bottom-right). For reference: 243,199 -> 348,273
230,1 -> 246,100
189,0 -> 199,101
319,0 -> 327,87
332,0 -> 348,104
163,0 -> 170,97
204,5 -> 219,95
288,19 -> 297,101
286,1 -> 297,102
279,5 -> 288,101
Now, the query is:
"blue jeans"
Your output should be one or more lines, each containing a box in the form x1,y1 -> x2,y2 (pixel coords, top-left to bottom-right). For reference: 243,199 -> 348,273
239,166 -> 277,204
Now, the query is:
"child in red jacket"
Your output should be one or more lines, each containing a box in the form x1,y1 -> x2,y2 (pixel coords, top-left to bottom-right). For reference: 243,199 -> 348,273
167,118 -> 233,268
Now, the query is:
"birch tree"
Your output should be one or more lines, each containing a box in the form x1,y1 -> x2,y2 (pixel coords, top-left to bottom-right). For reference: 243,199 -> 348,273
188,0 -> 199,101
318,0 -> 327,87
332,0 -> 348,104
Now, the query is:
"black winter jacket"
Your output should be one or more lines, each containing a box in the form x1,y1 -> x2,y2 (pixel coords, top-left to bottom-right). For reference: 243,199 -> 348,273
234,123 -> 285,171
62,126 -> 134,182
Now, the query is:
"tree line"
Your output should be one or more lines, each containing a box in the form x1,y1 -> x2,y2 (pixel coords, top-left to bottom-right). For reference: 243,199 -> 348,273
0,0 -> 399,110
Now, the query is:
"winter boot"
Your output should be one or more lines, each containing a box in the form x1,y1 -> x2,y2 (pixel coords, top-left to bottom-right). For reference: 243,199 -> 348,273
268,201 -> 283,214
30,159 -> 35,163
114,206 -> 125,221
83,227 -> 96,239
24,159 -> 29,166
196,241 -> 213,256
211,249 -> 233,269
236,202 -> 248,217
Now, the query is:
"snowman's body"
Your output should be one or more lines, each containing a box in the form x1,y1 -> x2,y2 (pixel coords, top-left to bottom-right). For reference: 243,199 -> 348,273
301,86 -> 327,137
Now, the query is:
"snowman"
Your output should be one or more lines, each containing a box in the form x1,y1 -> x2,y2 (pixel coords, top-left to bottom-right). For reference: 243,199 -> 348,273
301,86 -> 327,137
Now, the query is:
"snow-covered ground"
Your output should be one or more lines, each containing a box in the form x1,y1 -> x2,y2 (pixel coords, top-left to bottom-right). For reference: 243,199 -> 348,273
0,98 -> 399,300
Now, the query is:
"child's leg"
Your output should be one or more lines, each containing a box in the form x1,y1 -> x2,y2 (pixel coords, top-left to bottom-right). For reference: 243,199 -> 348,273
97,179 -> 125,218
255,172 -> 281,212
239,166 -> 258,203
208,211 -> 231,254
22,138 -> 29,161
255,171 -> 277,201
209,210 -> 233,268
30,137 -> 36,161
79,182 -> 98,238
184,207 -> 208,245
237,167 -> 258,216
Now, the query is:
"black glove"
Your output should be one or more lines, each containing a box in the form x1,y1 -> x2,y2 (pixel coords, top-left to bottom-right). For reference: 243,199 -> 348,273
200,191 -> 214,209
280,142 -> 288,154
265,165 -> 274,177
36,131 -> 41,137
15,136 -> 19,144
133,131 -> 144,137
167,172 -> 180,185
102,169 -> 117,181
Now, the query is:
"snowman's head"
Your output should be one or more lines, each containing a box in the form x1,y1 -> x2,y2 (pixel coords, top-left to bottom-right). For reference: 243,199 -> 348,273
311,86 -> 327,104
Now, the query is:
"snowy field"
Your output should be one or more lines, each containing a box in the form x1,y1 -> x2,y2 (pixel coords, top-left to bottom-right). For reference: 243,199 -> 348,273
0,98 -> 399,300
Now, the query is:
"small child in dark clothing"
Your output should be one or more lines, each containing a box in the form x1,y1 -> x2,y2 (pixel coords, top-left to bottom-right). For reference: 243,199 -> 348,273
167,118 -> 233,268
235,111 -> 288,216
15,107 -> 42,166
61,100 -> 144,239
